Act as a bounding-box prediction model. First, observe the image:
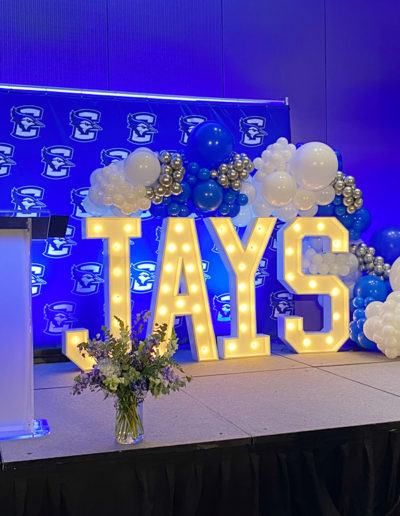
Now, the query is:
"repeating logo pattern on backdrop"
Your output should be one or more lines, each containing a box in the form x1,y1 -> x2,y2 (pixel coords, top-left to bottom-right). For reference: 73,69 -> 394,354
0,90 -> 291,348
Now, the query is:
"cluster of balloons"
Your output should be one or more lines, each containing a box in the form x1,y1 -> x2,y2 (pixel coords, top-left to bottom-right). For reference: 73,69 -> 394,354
331,172 -> 364,214
303,247 -> 359,286
357,257 -> 400,358
349,242 -> 391,278
248,139 -> 337,222
349,275 -> 390,350
84,148 -> 161,216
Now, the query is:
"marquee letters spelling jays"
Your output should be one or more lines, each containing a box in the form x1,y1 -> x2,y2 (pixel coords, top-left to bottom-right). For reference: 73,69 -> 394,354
63,217 -> 349,369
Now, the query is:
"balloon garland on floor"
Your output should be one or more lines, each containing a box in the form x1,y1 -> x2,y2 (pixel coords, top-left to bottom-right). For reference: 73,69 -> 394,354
82,120 -> 400,358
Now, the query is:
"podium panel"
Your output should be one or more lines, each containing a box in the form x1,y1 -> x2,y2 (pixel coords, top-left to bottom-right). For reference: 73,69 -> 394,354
0,227 -> 34,438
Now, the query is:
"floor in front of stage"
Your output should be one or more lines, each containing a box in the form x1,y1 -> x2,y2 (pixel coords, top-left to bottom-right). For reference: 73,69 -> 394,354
2,345 -> 400,469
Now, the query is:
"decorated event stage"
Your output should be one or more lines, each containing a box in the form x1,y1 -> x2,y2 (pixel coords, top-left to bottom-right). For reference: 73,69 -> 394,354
2,85 -> 400,515
2,348 -> 400,515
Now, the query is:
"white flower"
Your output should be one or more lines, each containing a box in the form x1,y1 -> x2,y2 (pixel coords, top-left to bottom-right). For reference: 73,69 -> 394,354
97,358 -> 120,378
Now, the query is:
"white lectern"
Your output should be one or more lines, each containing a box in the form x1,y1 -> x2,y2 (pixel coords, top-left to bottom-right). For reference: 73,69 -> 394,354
0,215 -> 67,440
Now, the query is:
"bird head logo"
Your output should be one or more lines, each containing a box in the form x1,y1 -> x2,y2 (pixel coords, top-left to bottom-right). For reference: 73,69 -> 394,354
41,146 -> 75,179
239,116 -> 267,146
100,148 -> 130,166
70,109 -> 102,142
270,291 -> 294,320
11,186 -> 46,217
44,302 -> 77,334
127,113 -> 157,144
71,263 -> 103,295
0,143 -> 16,177
10,106 -> 45,139
213,293 -> 231,321
43,225 -> 77,259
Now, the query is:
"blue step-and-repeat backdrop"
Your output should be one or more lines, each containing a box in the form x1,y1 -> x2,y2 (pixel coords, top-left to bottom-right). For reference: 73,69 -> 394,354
0,86 -> 291,351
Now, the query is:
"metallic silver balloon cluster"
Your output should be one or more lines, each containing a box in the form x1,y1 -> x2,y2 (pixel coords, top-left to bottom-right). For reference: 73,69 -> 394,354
145,151 -> 185,205
212,152 -> 254,191
350,242 -> 391,279
332,172 -> 363,214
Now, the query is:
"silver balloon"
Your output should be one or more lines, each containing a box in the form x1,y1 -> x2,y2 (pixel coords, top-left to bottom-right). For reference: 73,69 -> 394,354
343,186 -> 353,197
159,174 -> 173,187
375,265 -> 384,276
345,176 -> 355,186
172,170 -> 184,182
234,160 -> 244,172
231,180 -> 241,191
374,256 -> 384,265
368,247 -> 375,256
347,205 -> 356,214
210,169 -> 218,178
153,195 -> 163,204
218,175 -> 229,187
171,182 -> 183,195
146,187 -> 154,199
155,184 -> 166,196
171,156 -> 183,170
219,164 -> 228,174
163,165 -> 173,175
159,151 -> 171,164
353,188 -> 362,198
343,197 -> 354,206
354,198 -> 363,209
163,187 -> 172,197
227,169 -> 238,180
239,170 -> 249,180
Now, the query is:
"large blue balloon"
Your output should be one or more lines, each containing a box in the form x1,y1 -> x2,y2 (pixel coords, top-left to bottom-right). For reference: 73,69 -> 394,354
370,226 -> 400,264
353,276 -> 387,301
186,122 -> 234,169
192,180 -> 223,212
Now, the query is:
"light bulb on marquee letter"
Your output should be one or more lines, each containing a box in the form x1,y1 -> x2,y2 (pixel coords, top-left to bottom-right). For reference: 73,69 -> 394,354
63,217 -> 141,370
277,217 -> 349,353
149,218 -> 218,361
206,217 -> 276,358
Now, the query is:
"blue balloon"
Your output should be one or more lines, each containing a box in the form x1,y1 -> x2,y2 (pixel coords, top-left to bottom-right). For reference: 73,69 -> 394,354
356,318 -> 366,331
353,308 -> 365,320
224,191 -> 236,205
176,182 -> 191,203
197,168 -> 211,181
349,229 -> 360,241
333,195 -> 343,206
187,162 -> 200,175
352,208 -> 371,233
317,204 -> 334,216
349,320 -> 360,341
370,226 -> 400,264
167,202 -> 180,216
186,174 -> 197,185
334,205 -> 346,217
192,180 -> 223,212
229,204 -> 240,217
186,122 -> 234,169
237,194 -> 248,206
334,150 -> 343,171
179,205 -> 190,217
352,296 -> 365,309
218,203 -> 230,216
337,213 -> 354,228
353,276 -> 387,301
357,332 -> 377,350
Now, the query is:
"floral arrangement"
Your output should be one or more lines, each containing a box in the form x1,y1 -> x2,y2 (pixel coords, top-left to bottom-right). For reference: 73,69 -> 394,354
72,311 -> 191,444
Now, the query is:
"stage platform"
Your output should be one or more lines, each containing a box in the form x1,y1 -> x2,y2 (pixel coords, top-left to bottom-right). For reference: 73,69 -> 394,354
2,347 -> 400,515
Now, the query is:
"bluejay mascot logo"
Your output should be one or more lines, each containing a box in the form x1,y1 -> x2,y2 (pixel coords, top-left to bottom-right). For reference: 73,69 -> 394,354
71,262 -> 103,296
130,262 -> 156,293
41,146 -> 75,179
70,109 -> 102,142
239,116 -> 267,146
255,258 -> 269,288
127,113 -> 157,144
0,143 -> 16,177
71,187 -> 90,219
43,225 -> 77,259
213,293 -> 231,322
44,301 -> 77,335
269,220 -> 285,251
270,291 -> 294,320
11,186 -> 46,217
10,106 -> 45,139
100,148 -> 130,166
31,264 -> 46,297
179,115 -> 207,145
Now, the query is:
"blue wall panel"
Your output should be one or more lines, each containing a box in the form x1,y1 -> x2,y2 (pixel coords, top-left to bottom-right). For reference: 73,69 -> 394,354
107,0 -> 224,97
221,0 -> 327,143
326,1 -> 400,237
0,0 -> 108,89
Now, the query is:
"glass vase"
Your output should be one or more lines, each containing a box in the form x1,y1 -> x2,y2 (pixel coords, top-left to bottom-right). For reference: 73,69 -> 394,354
115,397 -> 144,445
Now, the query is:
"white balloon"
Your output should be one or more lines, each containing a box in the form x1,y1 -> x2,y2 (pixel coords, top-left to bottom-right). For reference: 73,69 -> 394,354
277,137 -> 289,146
88,186 -> 105,206
252,196 -> 274,217
262,171 -> 295,207
240,180 -> 257,203
289,142 -> 338,191
81,196 -> 107,216
124,150 -> 161,186
365,301 -> 384,318
363,317 -> 378,341
89,168 -> 103,186
390,257 -> 400,291
293,188 -> 316,211
298,204 -> 318,217
253,157 -> 264,170
313,185 -> 336,206
274,203 -> 298,222
138,197 -> 151,211
232,205 -> 253,227
387,291 -> 400,303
